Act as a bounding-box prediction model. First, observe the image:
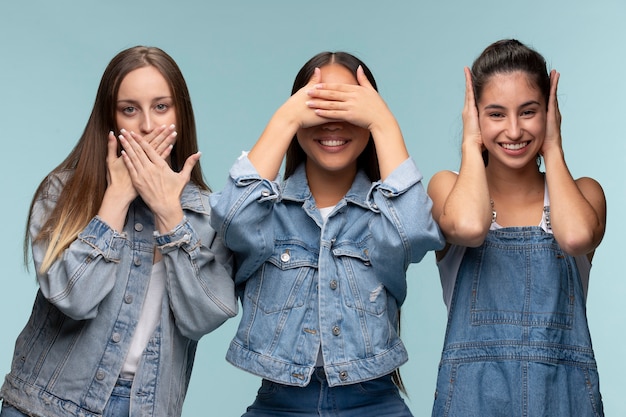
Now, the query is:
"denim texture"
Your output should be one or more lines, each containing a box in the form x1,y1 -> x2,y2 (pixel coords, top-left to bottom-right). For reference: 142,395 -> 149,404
210,156 -> 444,388
0,171 -> 237,417
102,378 -> 132,417
243,369 -> 413,417
432,227 -> 604,417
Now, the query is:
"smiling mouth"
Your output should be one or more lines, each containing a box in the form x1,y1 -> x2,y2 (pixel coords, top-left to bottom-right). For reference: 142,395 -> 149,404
319,139 -> 348,147
500,141 -> 529,150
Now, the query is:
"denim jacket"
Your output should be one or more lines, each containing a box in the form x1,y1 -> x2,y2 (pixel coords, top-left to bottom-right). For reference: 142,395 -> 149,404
209,155 -> 444,387
0,171 -> 237,417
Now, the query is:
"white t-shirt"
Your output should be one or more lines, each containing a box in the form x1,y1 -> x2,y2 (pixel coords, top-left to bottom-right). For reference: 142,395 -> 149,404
121,260 -> 166,378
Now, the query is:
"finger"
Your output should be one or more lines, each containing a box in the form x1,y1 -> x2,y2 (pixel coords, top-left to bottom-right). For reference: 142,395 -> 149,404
309,67 -> 321,86
132,131 -> 168,165
149,124 -> 176,153
119,130 -> 147,168
154,126 -> 177,155
179,152 -> 201,181
356,65 -> 374,89
106,131 -> 118,162
464,67 -> 477,110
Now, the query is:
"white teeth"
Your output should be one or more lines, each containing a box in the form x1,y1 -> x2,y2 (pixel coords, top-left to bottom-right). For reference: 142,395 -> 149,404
501,142 -> 529,150
320,140 -> 346,147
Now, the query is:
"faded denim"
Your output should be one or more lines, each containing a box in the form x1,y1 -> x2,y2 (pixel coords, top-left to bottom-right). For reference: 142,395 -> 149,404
0,171 -> 237,417
432,227 -> 604,417
210,156 -> 444,388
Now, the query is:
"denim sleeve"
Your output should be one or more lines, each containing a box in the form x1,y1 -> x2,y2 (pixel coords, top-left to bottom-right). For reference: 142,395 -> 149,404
367,158 -> 445,302
31,182 -> 126,321
156,206 -> 238,341
209,155 -> 279,284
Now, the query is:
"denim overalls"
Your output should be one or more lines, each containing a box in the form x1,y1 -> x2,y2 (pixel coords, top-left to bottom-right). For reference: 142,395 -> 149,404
432,225 -> 604,417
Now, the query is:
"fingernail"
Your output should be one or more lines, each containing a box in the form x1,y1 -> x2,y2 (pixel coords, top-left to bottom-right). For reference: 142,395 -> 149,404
120,128 -> 127,133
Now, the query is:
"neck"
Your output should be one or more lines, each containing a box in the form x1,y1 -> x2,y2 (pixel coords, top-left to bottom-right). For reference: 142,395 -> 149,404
305,163 -> 357,208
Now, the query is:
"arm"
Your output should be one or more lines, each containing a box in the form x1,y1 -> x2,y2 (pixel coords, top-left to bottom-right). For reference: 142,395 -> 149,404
158,192 -> 237,341
541,70 -> 606,257
427,68 -> 492,248
369,159 -> 445,303
209,156 -> 280,284
31,174 -> 126,320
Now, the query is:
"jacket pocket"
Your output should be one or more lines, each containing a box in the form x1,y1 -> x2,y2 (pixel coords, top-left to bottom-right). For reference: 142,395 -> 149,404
333,243 -> 387,316
245,242 -> 318,314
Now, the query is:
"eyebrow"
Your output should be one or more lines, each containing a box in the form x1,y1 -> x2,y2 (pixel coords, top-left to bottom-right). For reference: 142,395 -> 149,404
117,96 -> 173,104
483,100 -> 542,111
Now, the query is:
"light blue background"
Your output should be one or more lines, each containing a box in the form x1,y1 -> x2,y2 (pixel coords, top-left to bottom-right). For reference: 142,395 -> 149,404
1,1 -> 624,416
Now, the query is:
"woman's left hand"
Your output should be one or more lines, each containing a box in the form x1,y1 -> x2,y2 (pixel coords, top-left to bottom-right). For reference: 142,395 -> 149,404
119,129 -> 200,232
541,69 -> 563,156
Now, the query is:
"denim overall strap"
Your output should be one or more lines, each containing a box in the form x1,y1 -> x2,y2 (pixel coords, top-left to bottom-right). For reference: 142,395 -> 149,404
432,227 -> 604,417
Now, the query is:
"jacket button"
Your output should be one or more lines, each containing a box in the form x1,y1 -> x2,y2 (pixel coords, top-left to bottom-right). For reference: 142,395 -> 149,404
261,190 -> 270,197
339,371 -> 348,381
280,251 -> 290,262
329,280 -> 338,290
332,326 -> 341,336
96,370 -> 105,380
112,333 -> 121,343
134,223 -> 144,232
134,258 -> 141,266
124,294 -> 133,304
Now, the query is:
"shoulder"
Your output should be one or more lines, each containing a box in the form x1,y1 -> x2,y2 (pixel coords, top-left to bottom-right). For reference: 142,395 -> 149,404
37,169 -> 74,200
427,170 -> 458,200
575,177 -> 606,212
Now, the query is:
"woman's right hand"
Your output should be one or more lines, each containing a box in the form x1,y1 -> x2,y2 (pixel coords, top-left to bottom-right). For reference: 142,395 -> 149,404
279,67 -> 328,130
462,67 -> 484,150
105,130 -> 137,204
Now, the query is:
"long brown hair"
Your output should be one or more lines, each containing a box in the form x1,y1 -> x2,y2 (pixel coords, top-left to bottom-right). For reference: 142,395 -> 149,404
25,46 -> 207,272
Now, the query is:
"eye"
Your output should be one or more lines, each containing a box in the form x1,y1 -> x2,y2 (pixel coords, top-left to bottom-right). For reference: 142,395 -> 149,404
521,109 -> 536,117
155,103 -> 170,112
121,106 -> 137,115
488,112 -> 505,119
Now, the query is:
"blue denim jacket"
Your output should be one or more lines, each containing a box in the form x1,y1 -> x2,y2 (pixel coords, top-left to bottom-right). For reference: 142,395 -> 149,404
0,171 -> 238,417
210,155 -> 444,387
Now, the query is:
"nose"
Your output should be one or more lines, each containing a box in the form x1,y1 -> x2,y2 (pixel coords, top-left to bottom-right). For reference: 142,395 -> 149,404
321,121 -> 343,131
139,113 -> 154,134
505,117 -> 523,140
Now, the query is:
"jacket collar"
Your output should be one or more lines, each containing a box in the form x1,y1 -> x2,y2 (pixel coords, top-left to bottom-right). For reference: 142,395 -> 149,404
281,163 -> 373,210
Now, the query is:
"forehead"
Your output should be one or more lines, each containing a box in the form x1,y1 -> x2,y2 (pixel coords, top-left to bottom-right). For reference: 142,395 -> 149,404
479,71 -> 544,105
118,66 -> 171,98
318,64 -> 357,84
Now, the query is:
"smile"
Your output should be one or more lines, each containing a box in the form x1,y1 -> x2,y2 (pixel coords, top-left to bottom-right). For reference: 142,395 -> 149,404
500,141 -> 529,150
319,139 -> 348,147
